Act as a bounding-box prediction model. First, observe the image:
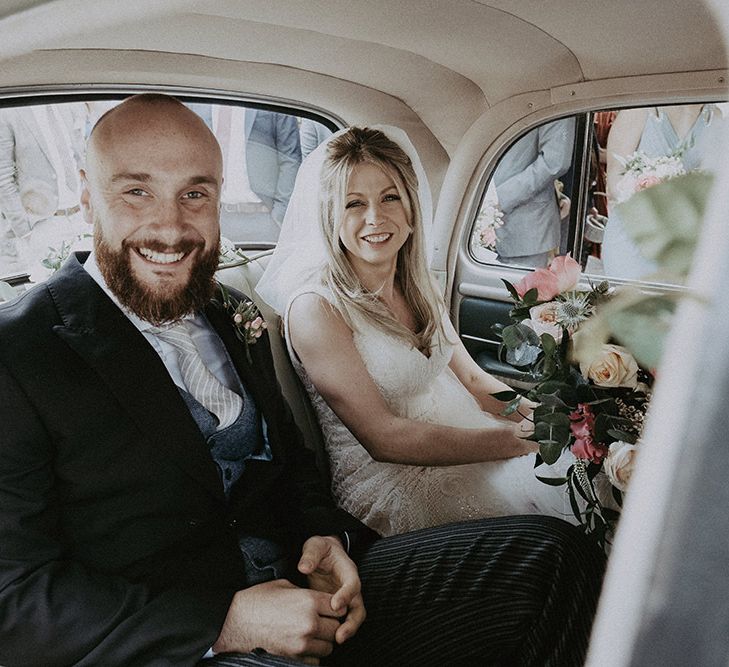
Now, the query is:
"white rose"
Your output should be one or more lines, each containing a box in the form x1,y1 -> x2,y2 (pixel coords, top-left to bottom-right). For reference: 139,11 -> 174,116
524,302 -> 563,342
579,343 -> 639,388
604,441 -> 638,492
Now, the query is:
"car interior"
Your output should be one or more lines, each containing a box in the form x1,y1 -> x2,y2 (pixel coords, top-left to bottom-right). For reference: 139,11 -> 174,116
1,0 -> 728,663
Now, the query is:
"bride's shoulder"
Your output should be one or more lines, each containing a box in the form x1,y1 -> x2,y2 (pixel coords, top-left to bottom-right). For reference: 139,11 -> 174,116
288,289 -> 349,336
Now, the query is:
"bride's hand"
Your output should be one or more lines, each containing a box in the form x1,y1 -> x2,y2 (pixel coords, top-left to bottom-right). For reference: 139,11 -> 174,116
516,417 -> 535,439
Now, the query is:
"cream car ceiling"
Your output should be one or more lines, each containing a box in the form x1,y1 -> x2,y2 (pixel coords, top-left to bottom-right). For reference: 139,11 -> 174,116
0,0 -> 725,159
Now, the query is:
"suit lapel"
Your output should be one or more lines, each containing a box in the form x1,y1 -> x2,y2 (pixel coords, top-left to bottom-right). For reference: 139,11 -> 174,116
49,254 -> 225,501
204,292 -> 276,425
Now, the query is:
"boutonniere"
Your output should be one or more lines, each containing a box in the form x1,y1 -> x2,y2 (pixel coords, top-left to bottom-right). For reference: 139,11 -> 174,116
216,282 -> 267,363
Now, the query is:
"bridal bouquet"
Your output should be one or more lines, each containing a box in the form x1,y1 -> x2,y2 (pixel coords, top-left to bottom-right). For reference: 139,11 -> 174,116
612,148 -> 687,204
493,255 -> 653,545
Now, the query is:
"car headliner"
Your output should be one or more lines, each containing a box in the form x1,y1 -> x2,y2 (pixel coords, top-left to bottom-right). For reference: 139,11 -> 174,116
0,0 -> 725,156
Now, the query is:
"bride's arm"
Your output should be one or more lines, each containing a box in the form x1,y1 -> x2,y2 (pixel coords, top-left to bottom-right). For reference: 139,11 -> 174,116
288,293 -> 537,466
443,317 -> 535,424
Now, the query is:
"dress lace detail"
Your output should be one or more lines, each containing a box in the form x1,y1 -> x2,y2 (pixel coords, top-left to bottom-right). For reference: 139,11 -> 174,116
285,288 -> 571,536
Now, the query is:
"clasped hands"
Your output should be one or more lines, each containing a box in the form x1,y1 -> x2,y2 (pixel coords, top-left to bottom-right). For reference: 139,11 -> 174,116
213,535 -> 365,664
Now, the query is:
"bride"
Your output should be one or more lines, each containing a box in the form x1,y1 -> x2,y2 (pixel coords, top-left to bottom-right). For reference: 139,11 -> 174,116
257,125 -> 572,536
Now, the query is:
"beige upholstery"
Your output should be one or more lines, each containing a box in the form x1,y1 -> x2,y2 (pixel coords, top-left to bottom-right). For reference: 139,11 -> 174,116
215,254 -> 330,481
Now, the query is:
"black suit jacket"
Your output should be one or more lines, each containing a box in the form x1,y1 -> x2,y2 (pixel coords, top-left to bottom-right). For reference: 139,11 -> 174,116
0,253 -> 371,666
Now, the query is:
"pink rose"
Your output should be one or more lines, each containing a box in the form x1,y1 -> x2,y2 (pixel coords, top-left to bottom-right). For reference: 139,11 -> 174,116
548,254 -> 581,293
514,254 -> 581,301
568,403 -> 606,463
636,175 -> 661,191
515,268 -> 560,301
570,436 -> 608,463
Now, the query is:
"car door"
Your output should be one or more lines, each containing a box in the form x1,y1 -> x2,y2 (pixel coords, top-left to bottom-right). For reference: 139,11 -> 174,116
452,102 -> 725,386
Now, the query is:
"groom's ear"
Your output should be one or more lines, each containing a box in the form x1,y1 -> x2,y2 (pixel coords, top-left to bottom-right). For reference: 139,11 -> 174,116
79,170 -> 93,225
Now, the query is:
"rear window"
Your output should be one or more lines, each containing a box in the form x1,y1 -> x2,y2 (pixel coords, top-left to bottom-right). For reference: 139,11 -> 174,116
0,96 -> 334,286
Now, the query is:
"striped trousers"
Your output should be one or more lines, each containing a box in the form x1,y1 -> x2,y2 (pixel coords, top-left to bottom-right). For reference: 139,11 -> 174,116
202,515 -> 605,666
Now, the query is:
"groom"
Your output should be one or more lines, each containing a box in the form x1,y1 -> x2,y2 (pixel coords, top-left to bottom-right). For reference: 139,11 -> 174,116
0,94 -> 604,666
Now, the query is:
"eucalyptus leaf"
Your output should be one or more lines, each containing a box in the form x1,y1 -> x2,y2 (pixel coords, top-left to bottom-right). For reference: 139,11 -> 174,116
502,279 -> 521,302
506,344 -> 541,367
491,390 -> 518,402
538,412 -> 571,428
606,428 -> 637,444
501,396 -> 524,417
541,333 -> 557,355
538,439 -> 563,465
536,391 -> 569,409
536,475 -> 568,486
501,322 -> 540,349
522,287 -> 539,305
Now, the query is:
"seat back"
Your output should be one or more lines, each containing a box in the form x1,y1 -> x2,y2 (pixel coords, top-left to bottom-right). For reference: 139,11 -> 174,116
215,253 -> 331,483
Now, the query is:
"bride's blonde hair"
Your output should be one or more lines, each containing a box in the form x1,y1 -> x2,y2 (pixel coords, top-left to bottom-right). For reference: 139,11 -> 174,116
318,127 -> 446,352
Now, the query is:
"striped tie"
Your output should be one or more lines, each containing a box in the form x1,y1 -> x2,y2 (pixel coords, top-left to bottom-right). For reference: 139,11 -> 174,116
151,321 -> 242,430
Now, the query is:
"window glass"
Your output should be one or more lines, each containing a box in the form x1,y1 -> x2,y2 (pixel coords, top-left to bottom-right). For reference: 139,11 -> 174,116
470,118 -> 577,270
470,103 -> 727,285
0,98 -> 334,285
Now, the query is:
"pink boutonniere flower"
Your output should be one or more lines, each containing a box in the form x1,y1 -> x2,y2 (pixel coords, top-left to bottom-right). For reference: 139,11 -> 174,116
217,283 -> 267,363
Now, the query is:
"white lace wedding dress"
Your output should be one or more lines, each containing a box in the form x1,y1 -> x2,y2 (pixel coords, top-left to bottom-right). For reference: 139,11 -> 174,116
285,289 -> 572,537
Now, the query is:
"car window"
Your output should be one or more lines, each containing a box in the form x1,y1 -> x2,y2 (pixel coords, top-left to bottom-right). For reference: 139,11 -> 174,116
469,117 -> 577,270
0,97 -> 334,286
469,103 -> 726,285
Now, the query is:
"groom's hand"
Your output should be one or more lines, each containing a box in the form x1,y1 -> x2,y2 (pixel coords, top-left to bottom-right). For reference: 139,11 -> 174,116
212,579 -> 342,661
298,535 -> 366,644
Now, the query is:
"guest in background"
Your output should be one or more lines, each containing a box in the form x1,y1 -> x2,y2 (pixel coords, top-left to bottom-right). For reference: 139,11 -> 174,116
602,104 -> 723,280
300,117 -> 333,158
493,118 -> 575,268
188,102 -> 301,243
0,102 -> 88,279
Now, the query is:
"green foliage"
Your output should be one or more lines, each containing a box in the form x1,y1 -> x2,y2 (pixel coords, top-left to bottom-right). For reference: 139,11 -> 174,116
500,322 -> 541,367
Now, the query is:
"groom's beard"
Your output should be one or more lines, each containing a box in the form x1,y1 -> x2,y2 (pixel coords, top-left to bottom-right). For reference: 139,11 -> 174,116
94,218 -> 220,326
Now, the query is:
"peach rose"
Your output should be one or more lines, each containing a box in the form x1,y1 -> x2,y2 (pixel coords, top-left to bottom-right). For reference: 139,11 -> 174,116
604,441 -> 638,492
579,344 -> 639,389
